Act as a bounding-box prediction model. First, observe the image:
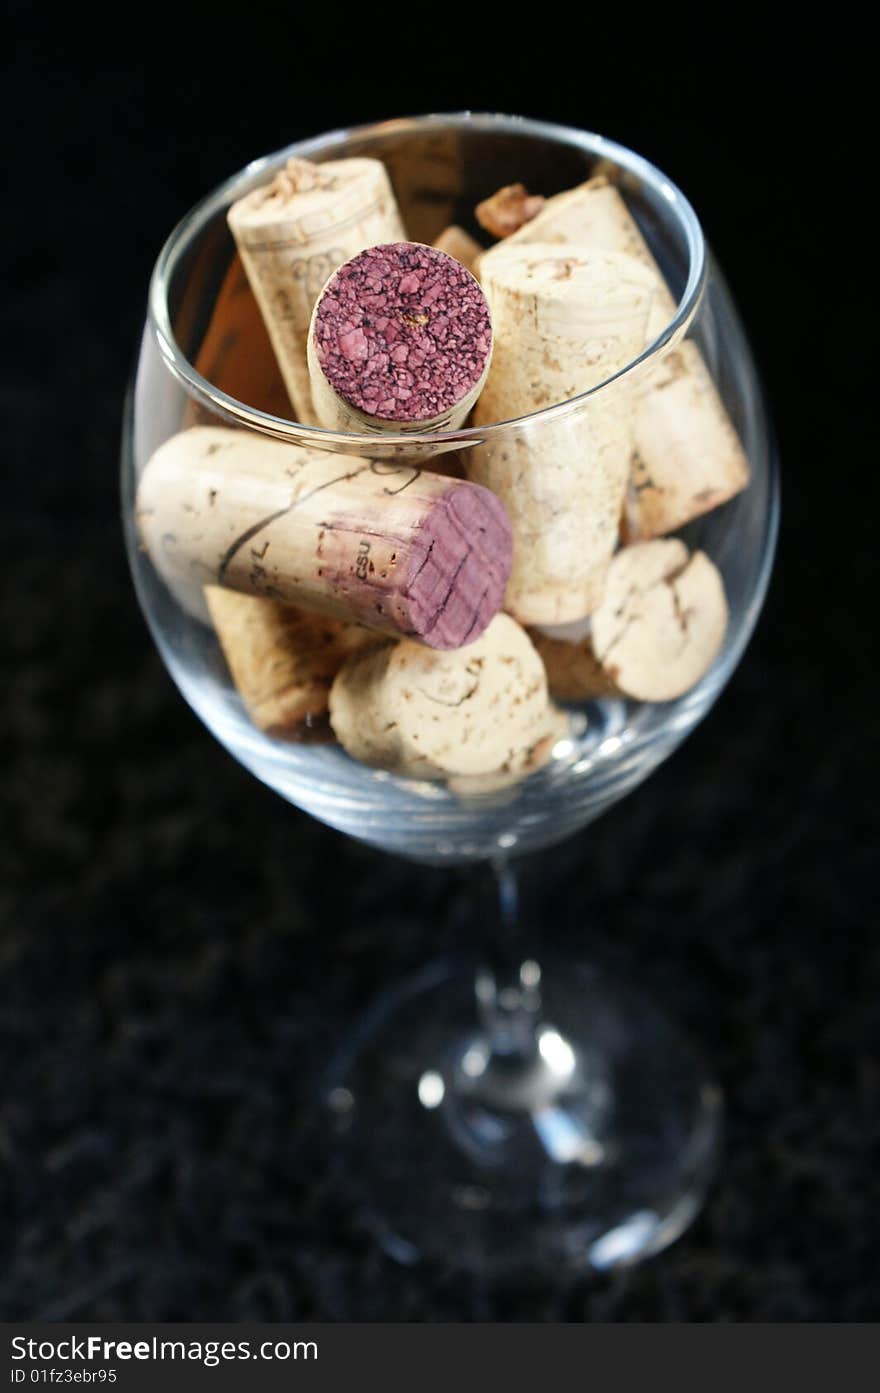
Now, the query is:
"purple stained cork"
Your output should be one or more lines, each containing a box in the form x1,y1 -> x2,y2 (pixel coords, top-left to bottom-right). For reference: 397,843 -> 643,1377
311,242 -> 493,424
314,475 -> 514,650
399,481 -> 513,648
136,429 -> 514,651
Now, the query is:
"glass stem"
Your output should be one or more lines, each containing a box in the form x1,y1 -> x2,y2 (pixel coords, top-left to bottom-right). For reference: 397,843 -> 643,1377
474,858 -> 542,1061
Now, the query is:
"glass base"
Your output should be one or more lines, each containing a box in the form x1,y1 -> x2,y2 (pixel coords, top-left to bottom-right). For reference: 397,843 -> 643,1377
323,954 -> 722,1276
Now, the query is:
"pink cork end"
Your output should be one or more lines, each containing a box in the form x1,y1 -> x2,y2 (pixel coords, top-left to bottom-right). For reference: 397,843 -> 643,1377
401,482 -> 513,649
312,243 -> 492,423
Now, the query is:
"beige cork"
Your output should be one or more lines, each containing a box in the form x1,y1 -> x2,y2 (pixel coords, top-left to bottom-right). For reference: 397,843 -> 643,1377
499,175 -> 749,535
135,427 -> 512,650
532,539 -> 728,703
205,587 -> 377,739
529,625 -> 620,702
329,613 -> 564,781
432,224 -> 483,271
446,704 -> 572,798
468,242 -> 656,625
623,340 -> 750,540
227,157 -> 405,426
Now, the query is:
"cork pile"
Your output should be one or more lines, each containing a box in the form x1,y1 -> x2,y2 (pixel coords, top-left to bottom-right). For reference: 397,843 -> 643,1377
136,152 -> 749,793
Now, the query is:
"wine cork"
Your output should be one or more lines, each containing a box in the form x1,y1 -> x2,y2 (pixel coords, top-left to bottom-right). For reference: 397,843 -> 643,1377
500,176 -> 749,535
532,539 -> 728,703
136,427 -> 512,650
502,176 -> 669,323
205,587 -> 377,739
329,613 -> 563,780
623,340 -> 750,540
444,704 -> 571,799
432,225 -> 482,271
307,243 -> 493,435
191,253 -> 292,418
468,242 -> 656,625
377,129 -> 462,243
227,158 -> 406,425
475,183 -> 545,239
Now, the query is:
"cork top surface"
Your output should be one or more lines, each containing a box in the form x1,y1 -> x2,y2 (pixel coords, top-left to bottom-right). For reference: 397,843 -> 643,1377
227,157 -> 386,228
480,241 -> 656,302
328,613 -> 554,778
311,242 -> 492,423
400,480 -> 512,649
591,539 -> 728,701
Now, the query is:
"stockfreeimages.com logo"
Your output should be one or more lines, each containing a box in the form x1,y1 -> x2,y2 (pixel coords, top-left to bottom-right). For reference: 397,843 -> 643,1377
11,1336 -> 317,1370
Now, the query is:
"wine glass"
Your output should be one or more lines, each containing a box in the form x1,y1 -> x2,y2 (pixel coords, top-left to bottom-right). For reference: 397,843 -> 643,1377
122,113 -> 778,1275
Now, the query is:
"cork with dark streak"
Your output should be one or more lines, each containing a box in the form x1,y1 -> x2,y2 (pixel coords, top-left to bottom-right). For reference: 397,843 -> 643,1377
136,428 -> 512,650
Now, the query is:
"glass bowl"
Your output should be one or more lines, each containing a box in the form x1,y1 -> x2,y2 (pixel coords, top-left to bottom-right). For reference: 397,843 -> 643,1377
124,113 -> 777,865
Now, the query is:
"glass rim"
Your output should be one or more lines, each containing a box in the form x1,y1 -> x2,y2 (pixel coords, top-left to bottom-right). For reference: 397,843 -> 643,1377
148,111 -> 708,446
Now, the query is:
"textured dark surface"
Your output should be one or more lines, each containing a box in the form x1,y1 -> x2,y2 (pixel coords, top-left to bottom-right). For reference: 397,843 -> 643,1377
3,22 -> 875,1321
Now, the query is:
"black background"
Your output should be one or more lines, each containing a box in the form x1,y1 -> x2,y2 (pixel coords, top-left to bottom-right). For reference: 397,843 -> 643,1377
3,12 -> 876,1320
